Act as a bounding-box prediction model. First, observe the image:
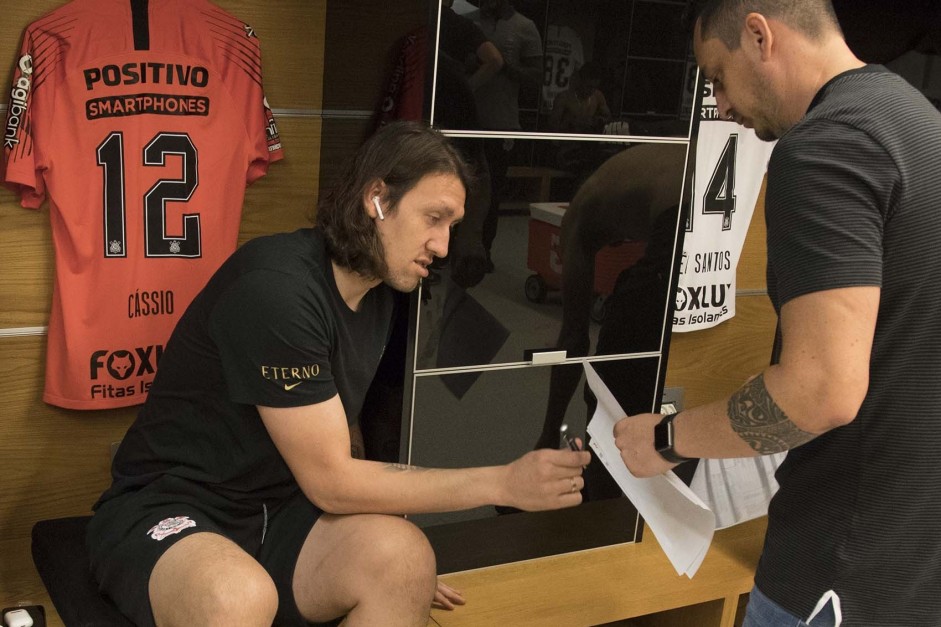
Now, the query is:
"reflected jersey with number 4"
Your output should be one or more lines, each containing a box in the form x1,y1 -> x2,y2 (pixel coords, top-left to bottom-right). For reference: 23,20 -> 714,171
1,0 -> 283,409
674,79 -> 774,332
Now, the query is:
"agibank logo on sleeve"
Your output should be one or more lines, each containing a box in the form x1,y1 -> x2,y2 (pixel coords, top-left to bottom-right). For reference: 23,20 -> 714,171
4,54 -> 32,149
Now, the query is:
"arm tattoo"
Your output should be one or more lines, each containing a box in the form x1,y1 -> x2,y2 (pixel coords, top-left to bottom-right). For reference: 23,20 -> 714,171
384,463 -> 428,472
728,373 -> 815,454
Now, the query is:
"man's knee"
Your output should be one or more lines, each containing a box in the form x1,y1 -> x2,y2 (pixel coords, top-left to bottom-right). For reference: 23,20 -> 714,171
200,566 -> 278,624
362,516 -> 436,588
150,533 -> 279,626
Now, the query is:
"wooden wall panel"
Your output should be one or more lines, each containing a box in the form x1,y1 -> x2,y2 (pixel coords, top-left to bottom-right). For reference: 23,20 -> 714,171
0,196 -> 51,329
0,335 -> 136,533
323,1 -> 429,111
214,1 -> 326,110
0,335 -> 136,618
666,296 -> 777,407
239,116 -> 324,242
318,117 -> 375,193
736,177 -> 768,292
667,188 -> 777,409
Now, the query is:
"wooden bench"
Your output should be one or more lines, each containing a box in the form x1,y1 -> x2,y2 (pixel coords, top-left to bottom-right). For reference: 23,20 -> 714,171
430,516 -> 766,626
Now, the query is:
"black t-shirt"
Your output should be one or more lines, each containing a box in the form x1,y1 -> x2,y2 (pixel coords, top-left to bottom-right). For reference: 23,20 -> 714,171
97,228 -> 394,507
759,66 -> 941,624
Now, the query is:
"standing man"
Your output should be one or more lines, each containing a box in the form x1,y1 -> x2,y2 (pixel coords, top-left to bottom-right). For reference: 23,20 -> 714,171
615,1 -> 941,625
473,0 -> 544,271
87,122 -> 590,627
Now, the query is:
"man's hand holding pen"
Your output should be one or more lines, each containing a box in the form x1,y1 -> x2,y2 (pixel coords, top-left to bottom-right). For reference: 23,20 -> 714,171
500,442 -> 590,511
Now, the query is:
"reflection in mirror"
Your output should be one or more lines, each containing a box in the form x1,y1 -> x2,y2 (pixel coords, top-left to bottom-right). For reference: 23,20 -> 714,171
415,140 -> 687,371
405,361 -> 662,571
434,0 -> 693,137
536,142 -> 687,450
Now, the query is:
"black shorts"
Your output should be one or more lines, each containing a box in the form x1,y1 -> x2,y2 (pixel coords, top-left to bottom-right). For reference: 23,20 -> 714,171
86,475 -> 323,627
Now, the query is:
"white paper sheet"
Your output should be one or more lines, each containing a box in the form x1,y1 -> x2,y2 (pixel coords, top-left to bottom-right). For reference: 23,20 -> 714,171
583,363 -> 715,577
690,453 -> 785,530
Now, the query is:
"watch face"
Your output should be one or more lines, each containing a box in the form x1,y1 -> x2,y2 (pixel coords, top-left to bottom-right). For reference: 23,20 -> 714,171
654,415 -> 672,452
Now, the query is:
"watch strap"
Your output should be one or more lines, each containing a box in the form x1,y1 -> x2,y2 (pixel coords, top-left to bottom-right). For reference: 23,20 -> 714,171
654,412 -> 695,464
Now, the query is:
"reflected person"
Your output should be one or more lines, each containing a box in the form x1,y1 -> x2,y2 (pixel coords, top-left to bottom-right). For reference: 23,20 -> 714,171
548,61 -> 612,134
474,0 -> 543,271
439,0 -> 504,93
536,143 -> 686,500
548,60 -> 615,180
435,0 -> 505,288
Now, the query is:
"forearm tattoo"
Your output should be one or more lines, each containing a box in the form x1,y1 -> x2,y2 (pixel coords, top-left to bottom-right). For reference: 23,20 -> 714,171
728,373 -> 815,454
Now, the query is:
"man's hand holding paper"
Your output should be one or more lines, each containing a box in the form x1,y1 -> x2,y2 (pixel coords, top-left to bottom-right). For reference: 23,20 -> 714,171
583,364 -> 715,577
613,412 -> 679,478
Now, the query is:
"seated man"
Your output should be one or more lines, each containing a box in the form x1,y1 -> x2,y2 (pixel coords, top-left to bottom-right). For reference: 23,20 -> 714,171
548,61 -> 612,134
86,121 -> 590,627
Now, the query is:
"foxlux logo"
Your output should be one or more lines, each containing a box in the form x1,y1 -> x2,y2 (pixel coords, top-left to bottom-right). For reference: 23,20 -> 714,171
674,284 -> 731,312
4,54 -> 32,149
90,345 -> 164,380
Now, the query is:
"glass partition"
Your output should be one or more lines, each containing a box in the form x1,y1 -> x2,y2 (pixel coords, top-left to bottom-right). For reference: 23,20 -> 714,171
396,0 -> 702,572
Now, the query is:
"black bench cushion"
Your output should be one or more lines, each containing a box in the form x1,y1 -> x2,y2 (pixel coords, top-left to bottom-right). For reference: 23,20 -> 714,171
31,516 -> 134,627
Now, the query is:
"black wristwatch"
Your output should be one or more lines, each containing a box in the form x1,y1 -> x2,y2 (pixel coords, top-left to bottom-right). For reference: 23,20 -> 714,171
654,412 -> 695,464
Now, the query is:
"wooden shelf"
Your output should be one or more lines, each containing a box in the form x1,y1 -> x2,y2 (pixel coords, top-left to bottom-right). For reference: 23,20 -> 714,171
429,516 -> 766,626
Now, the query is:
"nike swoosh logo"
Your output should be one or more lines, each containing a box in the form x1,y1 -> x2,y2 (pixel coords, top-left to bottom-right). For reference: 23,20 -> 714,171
284,381 -> 303,391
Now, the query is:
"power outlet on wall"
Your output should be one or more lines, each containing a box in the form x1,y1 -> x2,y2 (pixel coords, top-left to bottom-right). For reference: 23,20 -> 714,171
661,386 -> 684,415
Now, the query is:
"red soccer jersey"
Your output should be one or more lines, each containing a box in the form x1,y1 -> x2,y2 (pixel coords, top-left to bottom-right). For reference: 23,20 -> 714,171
2,0 -> 283,409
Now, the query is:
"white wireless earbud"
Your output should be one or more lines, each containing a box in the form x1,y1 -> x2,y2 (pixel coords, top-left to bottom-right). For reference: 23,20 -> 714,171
372,196 -> 385,221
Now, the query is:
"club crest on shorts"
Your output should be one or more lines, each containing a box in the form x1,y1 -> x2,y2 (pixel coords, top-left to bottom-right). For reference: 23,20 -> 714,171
147,516 -> 196,541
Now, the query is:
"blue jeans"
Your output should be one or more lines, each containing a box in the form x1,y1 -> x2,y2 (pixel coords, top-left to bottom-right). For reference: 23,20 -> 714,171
743,585 -> 837,627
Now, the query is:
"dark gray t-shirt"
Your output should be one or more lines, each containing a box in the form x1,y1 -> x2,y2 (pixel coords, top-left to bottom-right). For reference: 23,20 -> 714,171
99,228 -> 394,506
760,66 -> 941,624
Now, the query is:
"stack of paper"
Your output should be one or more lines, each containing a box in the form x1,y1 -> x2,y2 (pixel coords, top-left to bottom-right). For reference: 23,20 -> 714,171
583,362 -> 783,576
690,453 -> 784,530
584,363 -> 716,577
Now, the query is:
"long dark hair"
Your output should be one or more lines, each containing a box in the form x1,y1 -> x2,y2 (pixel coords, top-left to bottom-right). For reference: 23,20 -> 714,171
317,121 -> 471,280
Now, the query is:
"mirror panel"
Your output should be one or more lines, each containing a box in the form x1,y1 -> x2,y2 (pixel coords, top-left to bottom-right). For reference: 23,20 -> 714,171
405,360 -> 668,571
434,0 -> 693,137
415,138 -> 687,371
403,0 -> 701,572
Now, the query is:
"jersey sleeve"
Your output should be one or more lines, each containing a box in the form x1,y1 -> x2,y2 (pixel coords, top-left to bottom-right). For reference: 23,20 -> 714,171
521,19 -> 544,61
766,120 -> 891,306
210,270 -> 338,409
2,25 -> 50,208
212,18 -> 283,185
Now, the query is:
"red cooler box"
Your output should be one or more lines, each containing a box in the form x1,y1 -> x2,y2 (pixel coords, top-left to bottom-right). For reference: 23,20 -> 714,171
525,202 -> 647,321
